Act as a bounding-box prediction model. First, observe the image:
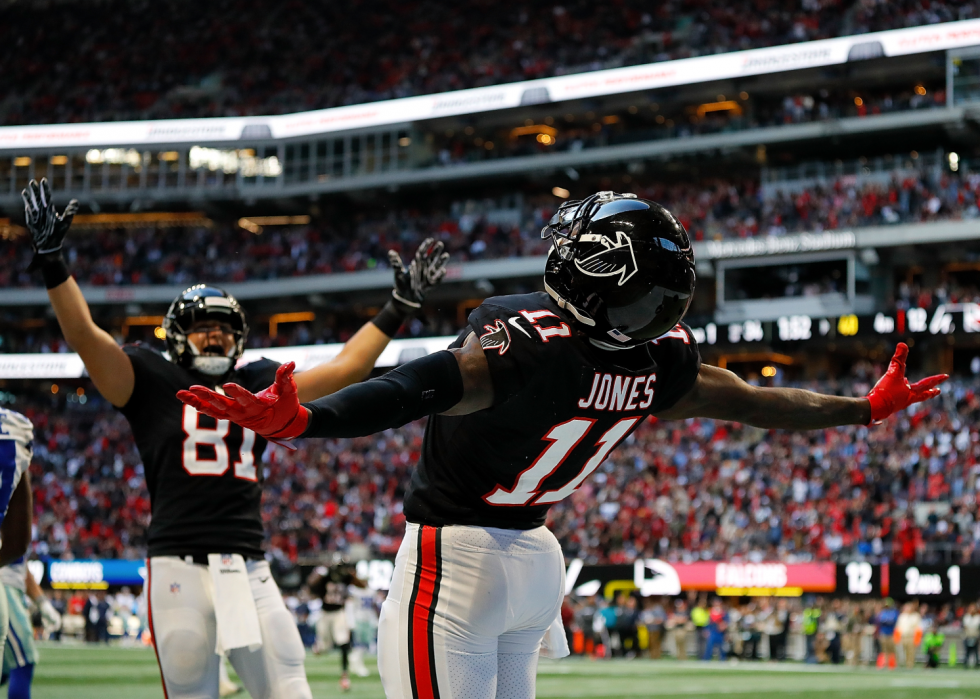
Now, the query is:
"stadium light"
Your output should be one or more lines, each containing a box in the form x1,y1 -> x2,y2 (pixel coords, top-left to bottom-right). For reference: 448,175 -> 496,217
237,215 -> 312,234
696,100 -> 742,118
509,124 -> 557,138
70,212 -> 212,229
268,312 -> 316,339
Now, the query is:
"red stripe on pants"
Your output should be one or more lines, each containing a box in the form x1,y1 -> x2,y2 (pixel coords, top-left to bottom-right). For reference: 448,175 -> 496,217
411,526 -> 439,699
146,560 -> 170,699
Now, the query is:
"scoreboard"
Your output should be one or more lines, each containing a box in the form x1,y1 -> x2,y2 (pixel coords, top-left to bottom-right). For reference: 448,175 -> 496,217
888,564 -> 980,601
687,303 -> 980,349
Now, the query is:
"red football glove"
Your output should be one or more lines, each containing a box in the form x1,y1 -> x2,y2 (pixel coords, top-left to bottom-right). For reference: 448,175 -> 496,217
866,343 -> 947,424
177,361 -> 309,444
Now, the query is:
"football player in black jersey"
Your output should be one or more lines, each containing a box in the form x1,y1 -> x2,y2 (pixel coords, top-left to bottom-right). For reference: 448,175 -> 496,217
183,191 -> 947,699
307,555 -> 367,690
20,178 -> 449,699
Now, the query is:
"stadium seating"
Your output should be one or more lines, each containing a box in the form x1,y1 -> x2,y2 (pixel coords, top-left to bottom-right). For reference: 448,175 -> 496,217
0,0 -> 974,126
2,163 -> 976,292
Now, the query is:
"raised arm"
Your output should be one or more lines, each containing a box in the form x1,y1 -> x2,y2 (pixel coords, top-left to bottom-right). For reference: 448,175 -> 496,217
178,330 -> 494,442
658,343 -> 946,429
22,179 -> 133,407
293,238 -> 449,402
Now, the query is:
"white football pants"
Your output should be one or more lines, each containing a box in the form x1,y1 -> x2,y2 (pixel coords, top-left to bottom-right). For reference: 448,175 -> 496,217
315,609 -> 351,652
378,523 -> 564,699
147,556 -> 311,699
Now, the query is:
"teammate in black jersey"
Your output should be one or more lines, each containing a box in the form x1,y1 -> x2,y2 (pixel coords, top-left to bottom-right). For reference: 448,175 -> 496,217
307,555 -> 367,690
183,191 -> 947,699
20,178 -> 449,699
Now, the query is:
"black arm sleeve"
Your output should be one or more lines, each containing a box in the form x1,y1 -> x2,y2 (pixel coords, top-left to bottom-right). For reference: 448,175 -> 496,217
300,350 -> 464,438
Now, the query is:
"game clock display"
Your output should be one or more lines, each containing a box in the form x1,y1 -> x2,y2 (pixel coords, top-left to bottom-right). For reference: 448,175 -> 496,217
888,564 -> 980,600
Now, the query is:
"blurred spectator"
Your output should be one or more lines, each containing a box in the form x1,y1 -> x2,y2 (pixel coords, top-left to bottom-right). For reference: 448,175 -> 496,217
704,598 -> 728,660
963,603 -> 980,667
770,599 -> 790,661
667,598 -> 691,660
896,601 -> 923,668
83,591 -> 110,643
640,597 -> 666,659
876,599 -> 899,669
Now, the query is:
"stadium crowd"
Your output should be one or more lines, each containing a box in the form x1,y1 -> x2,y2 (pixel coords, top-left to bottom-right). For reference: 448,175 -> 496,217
0,0 -> 975,126
2,163 -> 977,292
565,593 -> 980,666
17,369 -> 980,566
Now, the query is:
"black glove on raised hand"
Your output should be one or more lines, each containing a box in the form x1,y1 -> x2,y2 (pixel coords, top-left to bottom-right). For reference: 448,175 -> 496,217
389,237 -> 450,311
371,238 -> 450,336
22,178 -> 78,289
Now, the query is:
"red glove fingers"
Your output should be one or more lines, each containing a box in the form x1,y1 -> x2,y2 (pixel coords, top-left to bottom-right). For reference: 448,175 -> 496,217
866,343 -> 948,424
177,386 -> 240,419
909,374 -> 947,401
177,362 -> 308,441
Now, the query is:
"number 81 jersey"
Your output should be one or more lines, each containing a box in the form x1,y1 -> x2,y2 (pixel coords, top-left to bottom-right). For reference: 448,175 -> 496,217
120,345 -> 279,559
404,291 -> 701,530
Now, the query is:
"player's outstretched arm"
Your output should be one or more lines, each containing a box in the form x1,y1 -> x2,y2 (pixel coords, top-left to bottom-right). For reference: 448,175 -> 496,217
178,331 -> 494,441
657,343 -> 946,429
22,179 -> 134,407
293,238 -> 450,402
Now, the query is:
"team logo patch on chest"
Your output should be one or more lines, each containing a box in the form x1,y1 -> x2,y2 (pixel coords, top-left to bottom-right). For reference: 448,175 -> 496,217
479,319 -> 512,355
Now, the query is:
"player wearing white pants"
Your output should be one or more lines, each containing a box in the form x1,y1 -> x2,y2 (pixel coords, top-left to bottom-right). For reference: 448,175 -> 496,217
378,523 -> 564,699
315,608 -> 350,651
147,556 -> 311,699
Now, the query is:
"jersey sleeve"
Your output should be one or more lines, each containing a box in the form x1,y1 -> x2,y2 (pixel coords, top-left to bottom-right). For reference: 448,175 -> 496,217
467,302 -> 554,406
119,345 -> 174,422
0,410 -> 33,526
650,322 -> 701,412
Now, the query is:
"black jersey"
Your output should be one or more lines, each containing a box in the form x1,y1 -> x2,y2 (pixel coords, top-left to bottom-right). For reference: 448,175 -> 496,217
403,292 -> 700,530
310,563 -> 358,611
119,345 -> 279,559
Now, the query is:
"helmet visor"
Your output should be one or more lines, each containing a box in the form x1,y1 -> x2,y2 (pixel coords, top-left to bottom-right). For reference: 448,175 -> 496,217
606,285 -> 692,341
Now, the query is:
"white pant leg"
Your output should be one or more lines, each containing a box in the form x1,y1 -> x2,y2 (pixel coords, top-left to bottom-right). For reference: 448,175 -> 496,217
314,613 -> 332,653
330,610 -> 351,645
378,524 -> 564,699
227,561 -> 311,699
0,581 -> 9,665
148,556 -> 221,699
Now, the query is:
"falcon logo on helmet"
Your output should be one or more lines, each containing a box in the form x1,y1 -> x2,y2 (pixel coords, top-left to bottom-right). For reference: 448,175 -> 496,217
163,285 -> 248,377
541,191 -> 696,350
573,231 -> 638,286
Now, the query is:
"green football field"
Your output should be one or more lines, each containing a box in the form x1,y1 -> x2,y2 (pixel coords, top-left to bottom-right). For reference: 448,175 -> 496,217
27,642 -> 980,698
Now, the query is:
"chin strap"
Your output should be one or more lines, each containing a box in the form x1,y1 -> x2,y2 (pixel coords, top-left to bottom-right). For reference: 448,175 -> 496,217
543,280 -> 596,327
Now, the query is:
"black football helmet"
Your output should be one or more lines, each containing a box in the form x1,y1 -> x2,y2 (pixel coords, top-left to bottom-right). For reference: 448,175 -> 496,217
163,285 -> 248,376
542,191 -> 696,349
